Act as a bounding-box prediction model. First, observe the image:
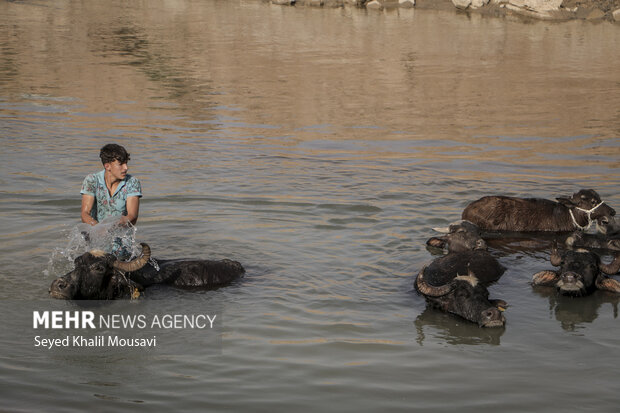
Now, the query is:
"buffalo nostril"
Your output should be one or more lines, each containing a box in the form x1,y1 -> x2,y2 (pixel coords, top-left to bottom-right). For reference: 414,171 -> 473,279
483,308 -> 500,320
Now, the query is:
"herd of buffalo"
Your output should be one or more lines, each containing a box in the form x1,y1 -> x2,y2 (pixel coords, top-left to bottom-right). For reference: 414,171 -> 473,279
418,189 -> 620,327
49,189 -> 620,329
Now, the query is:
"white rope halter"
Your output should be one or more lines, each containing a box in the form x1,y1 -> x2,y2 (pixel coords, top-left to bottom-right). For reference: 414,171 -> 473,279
569,201 -> 605,230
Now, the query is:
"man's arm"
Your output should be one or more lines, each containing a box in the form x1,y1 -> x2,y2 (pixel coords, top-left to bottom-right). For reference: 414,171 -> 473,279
120,196 -> 140,226
81,194 -> 98,226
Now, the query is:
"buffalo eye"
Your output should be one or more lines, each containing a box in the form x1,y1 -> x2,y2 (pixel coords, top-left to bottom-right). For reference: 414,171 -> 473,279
90,262 -> 106,273
455,288 -> 470,299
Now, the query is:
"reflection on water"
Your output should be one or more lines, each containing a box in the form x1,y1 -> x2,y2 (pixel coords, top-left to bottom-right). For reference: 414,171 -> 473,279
1,0 -> 620,411
532,286 -> 620,332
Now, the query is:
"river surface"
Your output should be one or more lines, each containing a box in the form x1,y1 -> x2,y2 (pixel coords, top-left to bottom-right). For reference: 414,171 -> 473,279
1,0 -> 620,411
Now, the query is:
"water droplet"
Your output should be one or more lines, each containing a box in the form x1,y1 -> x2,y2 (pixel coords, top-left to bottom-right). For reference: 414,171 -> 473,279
149,257 -> 160,271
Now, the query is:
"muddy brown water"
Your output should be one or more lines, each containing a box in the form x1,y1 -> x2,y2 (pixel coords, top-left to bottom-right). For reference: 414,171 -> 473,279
1,1 -> 619,411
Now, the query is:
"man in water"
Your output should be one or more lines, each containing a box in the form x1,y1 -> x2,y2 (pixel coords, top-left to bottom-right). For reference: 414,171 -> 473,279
80,143 -> 142,227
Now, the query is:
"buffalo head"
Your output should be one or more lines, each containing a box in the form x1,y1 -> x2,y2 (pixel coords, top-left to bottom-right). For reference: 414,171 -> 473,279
532,245 -> 620,297
557,189 -> 617,234
427,221 -> 487,253
49,243 -> 151,300
565,231 -> 620,252
416,267 -> 506,328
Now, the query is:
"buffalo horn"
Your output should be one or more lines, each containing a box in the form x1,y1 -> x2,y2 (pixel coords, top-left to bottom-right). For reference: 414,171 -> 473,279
113,243 -> 151,273
595,275 -> 620,294
599,254 -> 620,275
416,267 -> 454,297
550,242 -> 562,267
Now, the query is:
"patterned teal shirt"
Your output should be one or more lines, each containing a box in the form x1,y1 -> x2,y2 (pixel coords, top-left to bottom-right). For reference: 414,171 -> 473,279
80,170 -> 142,222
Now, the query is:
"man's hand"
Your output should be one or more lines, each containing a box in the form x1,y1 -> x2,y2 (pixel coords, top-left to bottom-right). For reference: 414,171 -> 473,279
118,215 -> 133,227
81,194 -> 98,226
123,196 -> 140,226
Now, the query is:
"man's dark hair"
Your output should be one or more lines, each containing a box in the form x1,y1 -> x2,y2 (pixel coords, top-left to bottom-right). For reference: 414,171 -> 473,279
100,144 -> 130,165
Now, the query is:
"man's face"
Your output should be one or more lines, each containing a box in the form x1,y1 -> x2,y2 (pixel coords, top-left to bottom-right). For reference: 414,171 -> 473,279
105,159 -> 128,181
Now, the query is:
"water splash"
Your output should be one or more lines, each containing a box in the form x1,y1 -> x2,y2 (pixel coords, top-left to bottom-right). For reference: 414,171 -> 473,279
45,217 -> 141,277
149,257 -> 160,271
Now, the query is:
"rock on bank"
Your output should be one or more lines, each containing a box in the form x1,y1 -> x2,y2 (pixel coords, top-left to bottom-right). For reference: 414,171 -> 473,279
268,0 -> 620,21
451,0 -> 620,21
269,0 -> 416,8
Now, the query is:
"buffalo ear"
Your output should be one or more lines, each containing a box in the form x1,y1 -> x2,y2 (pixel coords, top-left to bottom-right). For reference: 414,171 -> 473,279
426,236 -> 446,249
490,299 -> 508,311
556,196 -> 576,207
595,276 -> 620,294
532,270 -> 560,286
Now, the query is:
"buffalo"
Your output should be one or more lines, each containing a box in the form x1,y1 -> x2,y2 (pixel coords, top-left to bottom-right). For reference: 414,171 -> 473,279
462,189 -> 617,233
414,306 -> 505,346
532,246 -> 620,297
416,222 -> 507,327
565,231 -> 620,252
49,243 -> 245,300
426,220 -> 486,253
